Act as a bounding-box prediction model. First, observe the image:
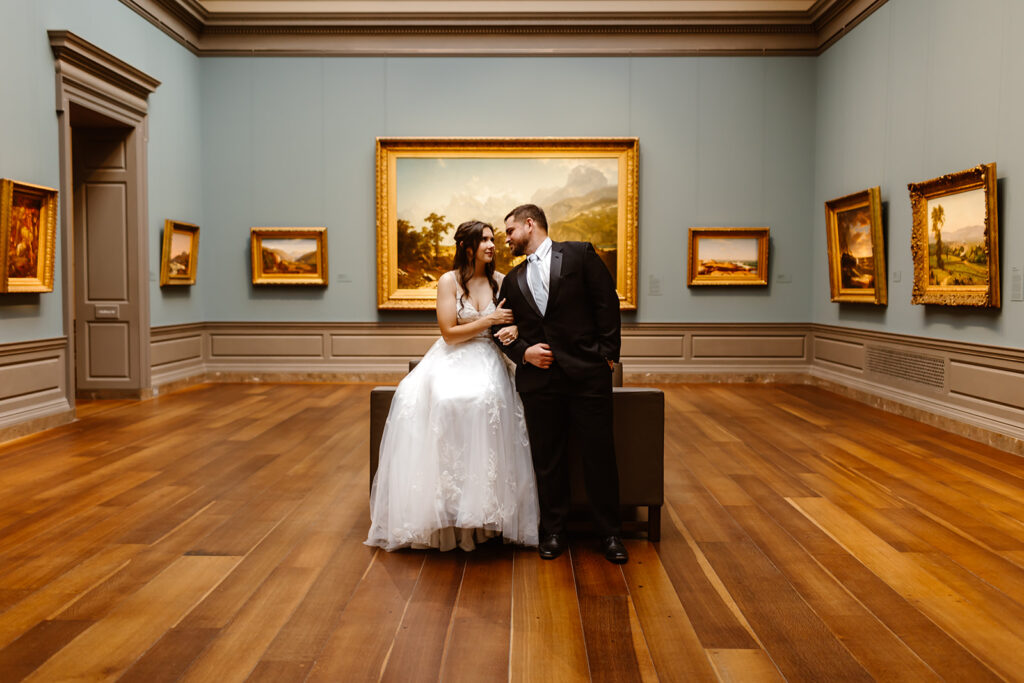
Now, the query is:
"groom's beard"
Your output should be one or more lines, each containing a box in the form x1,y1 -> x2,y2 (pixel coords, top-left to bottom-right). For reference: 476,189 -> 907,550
509,240 -> 526,257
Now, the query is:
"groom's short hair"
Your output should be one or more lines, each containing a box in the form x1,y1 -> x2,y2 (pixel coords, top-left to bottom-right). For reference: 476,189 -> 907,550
505,204 -> 548,231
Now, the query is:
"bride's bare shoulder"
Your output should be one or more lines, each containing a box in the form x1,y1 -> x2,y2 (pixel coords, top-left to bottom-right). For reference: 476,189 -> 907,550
437,271 -> 459,292
494,271 -> 506,283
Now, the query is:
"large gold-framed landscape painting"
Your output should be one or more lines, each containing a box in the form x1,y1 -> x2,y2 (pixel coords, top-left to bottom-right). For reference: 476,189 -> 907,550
908,163 -> 999,307
376,138 -> 639,310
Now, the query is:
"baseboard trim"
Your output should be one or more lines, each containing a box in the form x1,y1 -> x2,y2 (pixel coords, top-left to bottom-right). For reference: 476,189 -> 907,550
0,402 -> 75,445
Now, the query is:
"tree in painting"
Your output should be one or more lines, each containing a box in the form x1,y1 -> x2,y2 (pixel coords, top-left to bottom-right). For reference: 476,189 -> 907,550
930,204 -> 945,272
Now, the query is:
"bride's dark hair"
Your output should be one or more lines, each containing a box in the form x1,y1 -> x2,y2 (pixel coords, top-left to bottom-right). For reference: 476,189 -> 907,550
452,220 -> 499,310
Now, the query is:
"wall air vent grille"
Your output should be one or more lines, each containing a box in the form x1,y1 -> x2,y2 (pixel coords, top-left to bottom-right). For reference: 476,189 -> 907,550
866,346 -> 945,389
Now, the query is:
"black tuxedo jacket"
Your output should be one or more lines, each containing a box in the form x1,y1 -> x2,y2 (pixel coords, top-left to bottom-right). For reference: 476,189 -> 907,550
495,240 -> 621,393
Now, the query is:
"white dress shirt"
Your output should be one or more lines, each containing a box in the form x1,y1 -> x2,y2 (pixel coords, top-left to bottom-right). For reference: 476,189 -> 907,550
526,237 -> 552,316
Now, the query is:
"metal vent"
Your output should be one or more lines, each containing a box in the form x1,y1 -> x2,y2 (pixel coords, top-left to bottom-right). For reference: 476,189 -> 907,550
866,346 -> 945,389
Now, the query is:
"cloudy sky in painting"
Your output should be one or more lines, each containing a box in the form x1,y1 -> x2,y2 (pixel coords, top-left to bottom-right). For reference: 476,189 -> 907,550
697,237 -> 758,263
837,206 -> 872,258
926,187 -> 986,244
396,157 -> 618,243
262,238 -> 316,260
170,231 -> 192,255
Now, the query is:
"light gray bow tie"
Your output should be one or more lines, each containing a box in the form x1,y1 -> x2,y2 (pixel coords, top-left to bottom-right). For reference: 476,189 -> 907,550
527,254 -> 540,263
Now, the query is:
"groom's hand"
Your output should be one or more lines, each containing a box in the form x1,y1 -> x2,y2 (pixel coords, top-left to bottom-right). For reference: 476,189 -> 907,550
524,343 -> 554,369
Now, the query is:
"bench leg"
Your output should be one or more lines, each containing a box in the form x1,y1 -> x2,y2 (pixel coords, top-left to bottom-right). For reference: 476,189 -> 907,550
648,505 -> 661,542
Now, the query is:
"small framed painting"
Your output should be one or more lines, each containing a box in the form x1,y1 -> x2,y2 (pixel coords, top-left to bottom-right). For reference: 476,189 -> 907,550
250,227 -> 328,286
0,179 -> 58,293
687,227 -> 769,286
908,163 -> 999,307
160,219 -> 199,286
824,186 -> 886,304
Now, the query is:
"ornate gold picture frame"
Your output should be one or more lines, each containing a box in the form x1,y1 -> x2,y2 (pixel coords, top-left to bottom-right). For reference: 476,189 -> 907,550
376,137 -> 639,310
687,227 -> 769,286
160,219 -> 199,286
824,186 -> 886,305
250,227 -> 328,286
908,163 -> 999,307
0,179 -> 58,293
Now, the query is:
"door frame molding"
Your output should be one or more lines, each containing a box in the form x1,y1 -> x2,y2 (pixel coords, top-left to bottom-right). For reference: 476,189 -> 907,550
49,30 -> 160,403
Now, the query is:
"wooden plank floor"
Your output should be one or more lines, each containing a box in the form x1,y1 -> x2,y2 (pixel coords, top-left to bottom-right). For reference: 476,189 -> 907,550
0,382 -> 1022,681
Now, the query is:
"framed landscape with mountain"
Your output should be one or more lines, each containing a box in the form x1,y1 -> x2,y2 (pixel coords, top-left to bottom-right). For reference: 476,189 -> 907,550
824,186 -> 886,305
376,137 -> 639,310
687,227 -> 769,286
250,226 -> 328,286
160,219 -> 199,286
908,163 -> 999,307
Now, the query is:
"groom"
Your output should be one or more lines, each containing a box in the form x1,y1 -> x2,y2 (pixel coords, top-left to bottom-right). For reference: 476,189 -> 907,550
494,204 -> 627,564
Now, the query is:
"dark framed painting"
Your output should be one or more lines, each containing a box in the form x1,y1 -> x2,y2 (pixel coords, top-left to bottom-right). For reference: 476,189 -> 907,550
160,219 -> 199,286
687,227 -> 769,286
0,179 -> 58,293
250,227 -> 328,286
376,137 -> 639,310
908,163 -> 999,307
824,186 -> 886,305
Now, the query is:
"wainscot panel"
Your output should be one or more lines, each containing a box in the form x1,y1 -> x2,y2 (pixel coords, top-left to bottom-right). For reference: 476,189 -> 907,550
813,336 -> 866,370
331,335 -> 437,358
949,361 -> 1024,413
210,334 -> 324,358
691,335 -> 807,360
620,336 -> 684,358
149,324 -> 206,392
0,338 -> 74,441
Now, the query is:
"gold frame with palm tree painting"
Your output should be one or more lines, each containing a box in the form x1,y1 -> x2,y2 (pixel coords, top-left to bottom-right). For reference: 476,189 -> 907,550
376,137 -> 639,310
908,163 -> 999,307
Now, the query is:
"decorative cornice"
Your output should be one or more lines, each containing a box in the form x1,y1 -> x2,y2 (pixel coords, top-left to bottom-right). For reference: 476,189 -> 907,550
119,0 -> 888,56
49,30 -> 161,99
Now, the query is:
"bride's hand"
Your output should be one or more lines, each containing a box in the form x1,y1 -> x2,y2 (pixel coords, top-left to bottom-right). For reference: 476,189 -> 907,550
488,299 -> 514,326
494,325 -> 518,346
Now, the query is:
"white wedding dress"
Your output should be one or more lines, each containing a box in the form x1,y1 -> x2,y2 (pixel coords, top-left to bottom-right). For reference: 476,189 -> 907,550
365,295 -> 539,551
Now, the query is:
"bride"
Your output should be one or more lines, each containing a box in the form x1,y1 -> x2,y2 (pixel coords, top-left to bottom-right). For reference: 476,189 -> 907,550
366,220 -> 540,551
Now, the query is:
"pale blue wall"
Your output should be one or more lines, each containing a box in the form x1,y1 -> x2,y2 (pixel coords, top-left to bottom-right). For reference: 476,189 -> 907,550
8,0 -> 1019,349
200,56 -> 817,323
0,0 -> 204,343
813,0 -> 1024,347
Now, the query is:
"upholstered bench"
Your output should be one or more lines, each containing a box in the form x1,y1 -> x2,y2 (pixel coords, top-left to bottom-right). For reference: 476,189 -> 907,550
368,362 -> 664,540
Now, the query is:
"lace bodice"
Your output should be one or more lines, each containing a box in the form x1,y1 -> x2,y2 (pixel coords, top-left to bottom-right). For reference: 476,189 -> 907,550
456,294 -> 495,337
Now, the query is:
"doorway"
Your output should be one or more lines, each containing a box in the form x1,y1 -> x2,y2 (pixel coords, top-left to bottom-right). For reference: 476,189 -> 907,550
50,31 -> 159,404
69,106 -> 148,398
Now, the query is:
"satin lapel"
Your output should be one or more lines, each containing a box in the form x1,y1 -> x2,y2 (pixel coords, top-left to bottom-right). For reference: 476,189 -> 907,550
546,243 -> 563,316
516,263 -> 542,318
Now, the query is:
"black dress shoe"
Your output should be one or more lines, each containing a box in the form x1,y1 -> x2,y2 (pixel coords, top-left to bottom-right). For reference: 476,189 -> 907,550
602,536 -> 628,564
538,533 -> 567,560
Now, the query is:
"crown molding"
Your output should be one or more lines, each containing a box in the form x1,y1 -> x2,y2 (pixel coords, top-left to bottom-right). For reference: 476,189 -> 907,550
119,0 -> 887,55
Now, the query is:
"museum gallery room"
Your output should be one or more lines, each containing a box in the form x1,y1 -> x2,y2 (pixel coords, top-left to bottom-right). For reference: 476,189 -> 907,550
4,0 -> 1024,680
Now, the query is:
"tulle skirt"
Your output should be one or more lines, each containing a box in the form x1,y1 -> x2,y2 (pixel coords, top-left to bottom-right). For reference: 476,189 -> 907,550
366,335 -> 539,551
